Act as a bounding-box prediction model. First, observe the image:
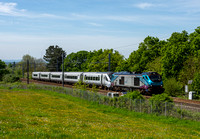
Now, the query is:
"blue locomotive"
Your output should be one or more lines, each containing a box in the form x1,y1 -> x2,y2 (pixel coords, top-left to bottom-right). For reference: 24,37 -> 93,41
110,71 -> 164,94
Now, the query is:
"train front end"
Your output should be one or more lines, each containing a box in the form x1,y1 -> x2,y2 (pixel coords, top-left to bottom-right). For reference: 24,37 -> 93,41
141,72 -> 164,94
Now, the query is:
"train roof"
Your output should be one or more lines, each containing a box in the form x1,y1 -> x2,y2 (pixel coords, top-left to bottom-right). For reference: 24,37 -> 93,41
113,71 -> 159,75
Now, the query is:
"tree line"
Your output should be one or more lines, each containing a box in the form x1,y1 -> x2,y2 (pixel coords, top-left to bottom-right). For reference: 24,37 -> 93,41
1,26 -> 200,97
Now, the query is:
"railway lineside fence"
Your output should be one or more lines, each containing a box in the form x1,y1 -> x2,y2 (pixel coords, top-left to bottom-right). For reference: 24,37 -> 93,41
1,83 -> 200,121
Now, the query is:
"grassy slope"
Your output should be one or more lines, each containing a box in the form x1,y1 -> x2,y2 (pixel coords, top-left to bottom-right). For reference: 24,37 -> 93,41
0,88 -> 200,138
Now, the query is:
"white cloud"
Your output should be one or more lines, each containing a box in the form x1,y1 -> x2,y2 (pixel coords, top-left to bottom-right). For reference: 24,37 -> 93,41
88,22 -> 103,27
135,3 -> 155,9
0,2 -> 26,16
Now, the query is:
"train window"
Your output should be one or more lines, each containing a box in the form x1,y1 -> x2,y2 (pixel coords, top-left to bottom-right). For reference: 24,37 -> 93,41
104,76 -> 108,81
33,74 -> 38,77
149,75 -> 161,82
41,74 -> 48,77
93,77 -> 95,80
119,77 -> 124,85
52,75 -> 60,78
134,78 -> 140,86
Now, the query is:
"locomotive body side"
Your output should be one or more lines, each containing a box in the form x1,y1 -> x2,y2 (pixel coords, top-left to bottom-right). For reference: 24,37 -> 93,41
110,71 -> 164,94
110,72 -> 144,91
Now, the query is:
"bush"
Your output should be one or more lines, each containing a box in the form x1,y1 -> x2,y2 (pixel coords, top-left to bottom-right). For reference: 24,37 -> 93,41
73,80 -> 88,91
191,72 -> 200,96
123,91 -> 145,100
164,78 -> 183,97
2,74 -> 20,83
149,93 -> 174,114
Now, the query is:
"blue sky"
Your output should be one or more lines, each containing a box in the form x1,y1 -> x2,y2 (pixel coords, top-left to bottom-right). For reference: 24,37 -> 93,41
0,0 -> 200,60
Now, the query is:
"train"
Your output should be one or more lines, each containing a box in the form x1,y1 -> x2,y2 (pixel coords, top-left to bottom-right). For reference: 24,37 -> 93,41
32,71 -> 164,94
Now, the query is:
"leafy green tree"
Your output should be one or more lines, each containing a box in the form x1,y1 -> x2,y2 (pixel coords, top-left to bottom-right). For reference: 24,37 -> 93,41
162,31 -> 190,78
146,56 -> 162,74
64,51 -> 89,71
43,45 -> 66,71
191,72 -> 200,96
0,59 -> 8,81
87,49 -> 124,72
163,78 -> 183,97
127,36 -> 162,72
178,56 -> 200,84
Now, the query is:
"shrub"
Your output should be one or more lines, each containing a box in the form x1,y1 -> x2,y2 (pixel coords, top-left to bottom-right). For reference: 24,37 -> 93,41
163,78 -> 183,97
123,91 -> 145,100
73,80 -> 88,91
3,74 -> 20,83
149,93 -> 174,114
191,72 -> 200,97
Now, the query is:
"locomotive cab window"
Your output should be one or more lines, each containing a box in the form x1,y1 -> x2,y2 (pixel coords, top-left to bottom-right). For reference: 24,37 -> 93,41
149,75 -> 162,82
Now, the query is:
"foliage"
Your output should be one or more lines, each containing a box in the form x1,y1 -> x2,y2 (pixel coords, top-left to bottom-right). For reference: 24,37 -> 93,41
127,36 -> 162,72
73,80 -> 88,91
162,31 -> 190,78
149,93 -> 174,114
64,51 -> 89,71
146,56 -> 162,74
122,91 -> 145,100
178,56 -> 200,84
2,74 -> 20,83
191,72 -> 200,96
0,59 -> 9,81
63,49 -> 124,72
43,45 -> 66,71
163,78 -> 183,97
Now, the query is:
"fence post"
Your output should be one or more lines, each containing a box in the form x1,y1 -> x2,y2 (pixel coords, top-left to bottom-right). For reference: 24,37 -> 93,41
165,102 -> 167,116
181,103 -> 182,119
27,60 -> 29,84
140,99 -> 141,113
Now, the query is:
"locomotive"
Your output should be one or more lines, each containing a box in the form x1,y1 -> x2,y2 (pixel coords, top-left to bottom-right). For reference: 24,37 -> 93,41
32,71 -> 164,94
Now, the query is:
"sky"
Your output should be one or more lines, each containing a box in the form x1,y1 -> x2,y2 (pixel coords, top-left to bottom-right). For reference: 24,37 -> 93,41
0,0 -> 200,60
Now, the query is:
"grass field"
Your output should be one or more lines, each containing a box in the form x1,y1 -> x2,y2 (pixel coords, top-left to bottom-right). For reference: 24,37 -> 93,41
0,87 -> 200,138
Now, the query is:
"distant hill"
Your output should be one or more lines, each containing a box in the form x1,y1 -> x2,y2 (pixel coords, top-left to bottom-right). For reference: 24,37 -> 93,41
2,59 -> 21,65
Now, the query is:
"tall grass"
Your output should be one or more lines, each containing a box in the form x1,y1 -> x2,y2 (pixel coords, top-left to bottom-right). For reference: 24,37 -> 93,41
0,83 -> 200,138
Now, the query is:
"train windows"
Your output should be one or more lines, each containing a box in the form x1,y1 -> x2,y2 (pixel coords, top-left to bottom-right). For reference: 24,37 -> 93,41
84,75 -> 100,81
149,75 -> 161,82
52,75 -> 60,78
41,74 -> 48,77
33,74 -> 38,77
65,75 -> 78,79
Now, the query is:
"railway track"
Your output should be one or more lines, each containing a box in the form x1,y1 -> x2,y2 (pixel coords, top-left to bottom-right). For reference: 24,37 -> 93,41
21,79 -> 200,111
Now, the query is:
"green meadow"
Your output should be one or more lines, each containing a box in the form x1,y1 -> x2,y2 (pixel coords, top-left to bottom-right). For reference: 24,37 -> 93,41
0,86 -> 200,138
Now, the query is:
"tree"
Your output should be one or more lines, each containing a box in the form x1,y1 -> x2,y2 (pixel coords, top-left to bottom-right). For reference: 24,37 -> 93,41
43,45 -> 66,71
191,72 -> 200,96
127,36 -> 162,72
162,31 -> 190,78
0,59 -> 8,81
86,49 -> 124,72
64,51 -> 89,71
